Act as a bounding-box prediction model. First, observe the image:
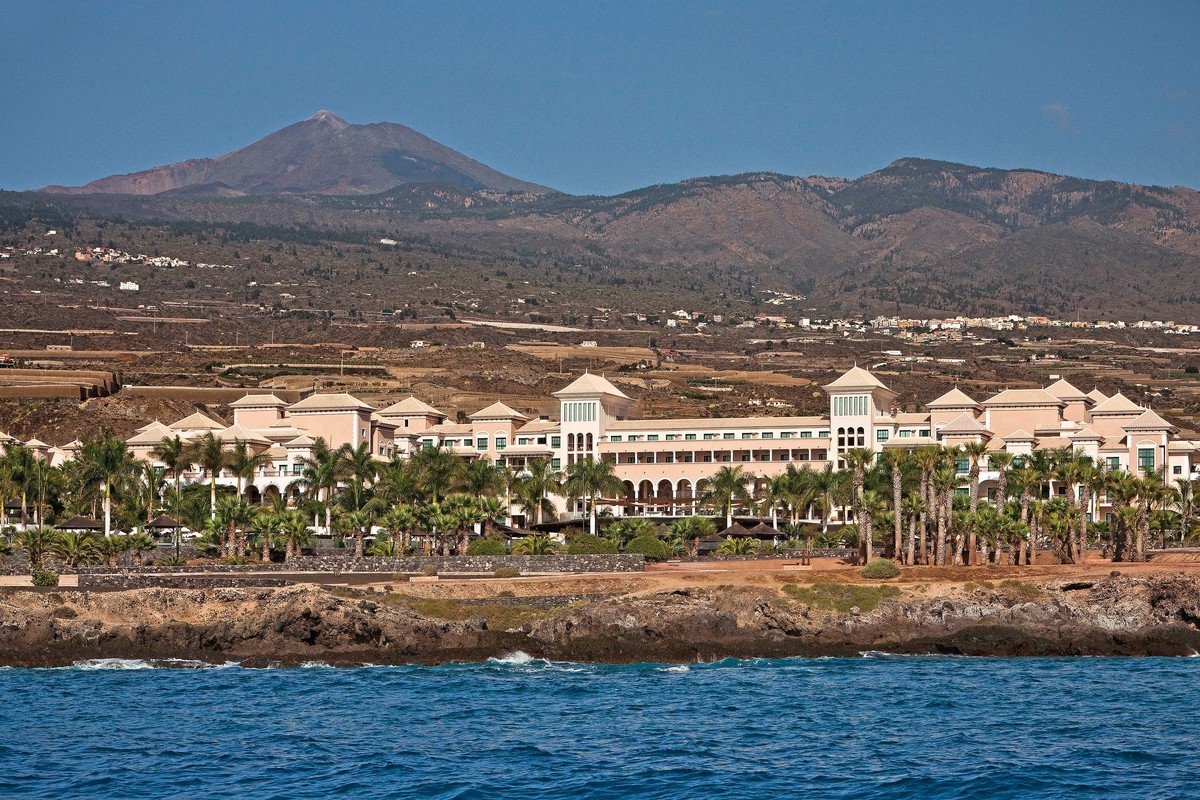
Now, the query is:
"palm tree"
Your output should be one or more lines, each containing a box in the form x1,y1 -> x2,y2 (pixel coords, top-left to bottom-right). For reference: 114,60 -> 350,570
843,448 -> 875,562
279,509 -> 312,562
186,432 -> 228,522
512,534 -> 557,555
26,458 -> 61,528
717,537 -> 758,556
462,459 -> 503,498
1173,478 -> 1197,544
409,444 -> 462,504
669,515 -> 716,556
346,508 -> 376,559
516,457 -> 562,526
16,526 -> 57,568
988,451 -> 1015,514
931,467 -> 958,566
75,431 -> 136,537
296,438 -> 345,535
901,494 -> 924,566
563,457 -> 626,535
380,504 -> 419,554
126,532 -> 157,565
152,435 -> 189,512
960,440 -> 990,565
342,441 -> 378,511
878,449 -> 907,560
51,530 -> 102,568
699,465 -> 753,530
5,444 -> 36,529
912,446 -> 944,565
227,441 -> 270,501
859,489 -> 888,561
1008,466 -> 1040,566
214,496 -> 255,559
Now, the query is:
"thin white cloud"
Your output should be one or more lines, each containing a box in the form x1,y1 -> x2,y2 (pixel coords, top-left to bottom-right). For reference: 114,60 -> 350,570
1040,102 -> 1073,133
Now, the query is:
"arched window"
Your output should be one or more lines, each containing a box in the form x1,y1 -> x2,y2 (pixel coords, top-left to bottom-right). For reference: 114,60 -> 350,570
856,427 -> 866,447
567,433 -> 575,451
585,433 -> 593,451
837,427 -> 846,449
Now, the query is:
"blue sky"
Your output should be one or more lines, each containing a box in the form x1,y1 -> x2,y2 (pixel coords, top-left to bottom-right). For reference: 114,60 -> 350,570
1,1 -> 1198,195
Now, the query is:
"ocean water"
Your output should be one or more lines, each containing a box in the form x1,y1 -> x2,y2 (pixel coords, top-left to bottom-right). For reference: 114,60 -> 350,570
0,654 -> 1196,799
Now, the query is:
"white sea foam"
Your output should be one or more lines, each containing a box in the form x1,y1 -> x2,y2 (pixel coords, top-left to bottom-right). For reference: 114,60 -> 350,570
488,651 -> 541,666
69,658 -> 237,670
658,665 -> 690,673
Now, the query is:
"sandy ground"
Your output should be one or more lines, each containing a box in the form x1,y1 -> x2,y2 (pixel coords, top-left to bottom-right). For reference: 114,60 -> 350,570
359,556 -> 1200,603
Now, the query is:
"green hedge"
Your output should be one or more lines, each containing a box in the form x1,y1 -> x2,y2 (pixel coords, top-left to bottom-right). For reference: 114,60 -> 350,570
466,539 -> 506,556
31,568 -> 60,587
566,533 -> 618,555
861,559 -> 901,580
624,535 -> 669,562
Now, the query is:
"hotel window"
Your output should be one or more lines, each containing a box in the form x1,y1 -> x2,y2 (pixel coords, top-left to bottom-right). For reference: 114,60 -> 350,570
741,432 -> 753,439
799,431 -> 811,439
920,429 -> 931,438
663,454 -> 674,463
877,430 -> 889,442
723,433 -> 735,440
899,430 -> 912,438
819,431 -> 830,438
955,456 -> 969,474
762,432 -> 773,439
781,432 -> 793,439
476,435 -> 488,451
685,433 -> 697,441
703,433 -> 716,440
702,454 -> 713,462
551,436 -> 561,448
610,436 -> 622,442
1106,457 -> 1121,470
551,458 -> 561,470
647,435 -> 659,442
495,437 -> 507,450
665,434 -> 677,441
1138,448 -> 1155,472
1174,465 -> 1183,475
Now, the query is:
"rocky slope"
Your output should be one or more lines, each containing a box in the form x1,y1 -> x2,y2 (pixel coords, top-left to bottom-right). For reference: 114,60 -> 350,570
2,575 -> 1199,666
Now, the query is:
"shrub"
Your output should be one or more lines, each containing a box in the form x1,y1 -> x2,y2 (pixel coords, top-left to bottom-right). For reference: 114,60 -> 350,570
493,567 -> 521,579
861,559 -> 901,580
783,582 -> 900,613
566,533 -> 617,555
467,539 -> 506,556
624,535 -> 669,561
422,564 -> 439,577
158,556 -> 188,567
31,568 -> 60,587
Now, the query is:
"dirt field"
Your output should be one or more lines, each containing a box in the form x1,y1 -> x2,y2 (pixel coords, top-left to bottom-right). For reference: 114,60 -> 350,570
369,556 -> 1200,603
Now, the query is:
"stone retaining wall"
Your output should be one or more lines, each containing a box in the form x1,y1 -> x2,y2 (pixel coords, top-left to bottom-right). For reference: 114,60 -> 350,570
77,574 -> 294,590
77,554 -> 645,575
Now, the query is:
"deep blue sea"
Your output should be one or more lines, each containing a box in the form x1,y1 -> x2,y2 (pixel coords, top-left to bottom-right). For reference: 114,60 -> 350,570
0,654 -> 1196,799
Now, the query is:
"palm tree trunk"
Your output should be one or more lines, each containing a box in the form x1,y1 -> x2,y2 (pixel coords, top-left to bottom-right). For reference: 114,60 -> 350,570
906,515 -> 916,566
354,529 -> 364,559
104,482 -> 112,537
892,471 -> 903,559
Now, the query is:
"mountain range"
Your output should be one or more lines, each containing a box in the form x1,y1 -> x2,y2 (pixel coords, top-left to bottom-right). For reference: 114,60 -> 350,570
22,113 -> 1200,319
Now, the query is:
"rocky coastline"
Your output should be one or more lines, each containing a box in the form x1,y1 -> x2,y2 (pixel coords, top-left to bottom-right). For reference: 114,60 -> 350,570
2,574 -> 1199,667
